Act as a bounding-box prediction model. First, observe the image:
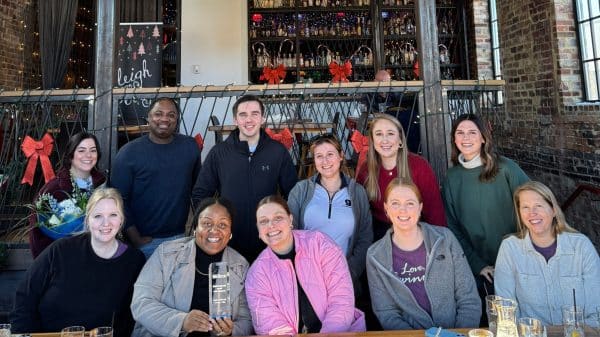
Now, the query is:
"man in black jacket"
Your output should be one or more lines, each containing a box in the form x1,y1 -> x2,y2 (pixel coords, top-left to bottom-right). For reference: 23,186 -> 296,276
192,95 -> 298,262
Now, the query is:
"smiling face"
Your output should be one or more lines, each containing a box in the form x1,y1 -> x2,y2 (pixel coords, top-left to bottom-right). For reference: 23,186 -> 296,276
256,202 -> 294,254
148,99 -> 178,144
313,142 -> 343,179
234,101 -> 265,143
454,120 -> 485,161
87,198 -> 122,246
518,190 -> 555,241
195,203 -> 232,255
70,138 -> 98,178
371,118 -> 402,161
384,185 -> 423,233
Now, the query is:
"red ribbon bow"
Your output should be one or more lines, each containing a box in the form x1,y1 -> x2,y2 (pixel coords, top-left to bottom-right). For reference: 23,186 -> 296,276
21,133 -> 56,186
194,133 -> 204,152
350,130 -> 369,171
265,127 -> 294,150
329,60 -> 353,83
259,64 -> 286,84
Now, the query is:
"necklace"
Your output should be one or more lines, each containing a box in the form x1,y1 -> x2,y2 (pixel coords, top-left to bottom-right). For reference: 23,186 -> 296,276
195,266 -> 209,276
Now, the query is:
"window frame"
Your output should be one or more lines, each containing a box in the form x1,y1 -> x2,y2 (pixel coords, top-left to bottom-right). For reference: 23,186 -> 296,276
574,0 -> 600,102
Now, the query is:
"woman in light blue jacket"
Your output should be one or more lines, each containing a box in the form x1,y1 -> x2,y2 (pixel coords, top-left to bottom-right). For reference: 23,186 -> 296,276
495,181 -> 600,326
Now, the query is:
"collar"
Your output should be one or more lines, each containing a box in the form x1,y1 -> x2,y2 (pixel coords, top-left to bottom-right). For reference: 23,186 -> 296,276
315,173 -> 348,189
458,153 -> 483,169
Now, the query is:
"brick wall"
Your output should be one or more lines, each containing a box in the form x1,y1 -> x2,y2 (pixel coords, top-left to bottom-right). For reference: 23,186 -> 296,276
469,0 -> 494,79
0,0 -> 40,90
494,0 -> 600,246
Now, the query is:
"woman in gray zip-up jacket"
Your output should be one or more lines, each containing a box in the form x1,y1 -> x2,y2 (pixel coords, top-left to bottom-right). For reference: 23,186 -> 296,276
366,178 -> 480,330
287,135 -> 373,294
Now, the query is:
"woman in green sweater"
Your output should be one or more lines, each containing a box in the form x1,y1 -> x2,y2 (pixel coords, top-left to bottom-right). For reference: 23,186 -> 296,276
442,114 -> 529,290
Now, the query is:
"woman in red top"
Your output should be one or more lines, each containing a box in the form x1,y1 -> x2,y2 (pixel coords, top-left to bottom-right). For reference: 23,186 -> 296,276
356,114 -> 445,241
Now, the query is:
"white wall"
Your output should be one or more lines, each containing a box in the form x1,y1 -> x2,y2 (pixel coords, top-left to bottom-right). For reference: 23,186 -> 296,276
180,0 -> 248,158
180,0 -> 247,86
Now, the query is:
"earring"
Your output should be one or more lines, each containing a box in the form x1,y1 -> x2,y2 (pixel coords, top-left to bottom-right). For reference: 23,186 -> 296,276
192,230 -> 196,236
230,234 -> 233,240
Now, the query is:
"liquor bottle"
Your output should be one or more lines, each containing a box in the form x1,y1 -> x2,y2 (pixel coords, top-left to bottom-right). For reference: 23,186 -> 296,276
356,16 -> 362,36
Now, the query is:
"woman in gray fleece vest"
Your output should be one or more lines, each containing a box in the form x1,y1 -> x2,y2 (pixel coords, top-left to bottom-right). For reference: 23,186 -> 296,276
366,178 -> 481,330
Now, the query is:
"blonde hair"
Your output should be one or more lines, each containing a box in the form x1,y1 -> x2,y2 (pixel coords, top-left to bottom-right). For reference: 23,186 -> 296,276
384,178 -> 422,204
513,181 -> 577,239
84,188 -> 125,230
364,114 -> 412,201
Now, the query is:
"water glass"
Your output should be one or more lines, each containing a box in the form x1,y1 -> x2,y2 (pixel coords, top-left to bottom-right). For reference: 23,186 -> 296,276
468,329 -> 494,337
518,317 -> 544,337
562,305 -> 585,337
61,326 -> 86,337
0,324 -> 11,337
486,295 -> 503,334
90,326 -> 113,337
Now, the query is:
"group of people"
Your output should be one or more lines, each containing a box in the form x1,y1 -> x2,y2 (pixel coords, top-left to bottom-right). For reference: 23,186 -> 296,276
11,93 -> 599,336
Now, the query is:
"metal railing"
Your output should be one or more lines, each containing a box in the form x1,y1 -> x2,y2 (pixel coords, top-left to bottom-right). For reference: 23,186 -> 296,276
0,80 -> 505,238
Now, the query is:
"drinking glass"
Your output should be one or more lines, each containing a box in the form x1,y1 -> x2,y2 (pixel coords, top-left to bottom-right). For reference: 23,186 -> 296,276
469,329 -> 494,337
0,324 -> 11,337
90,326 -> 113,337
562,305 -> 585,337
486,295 -> 503,334
518,317 -> 543,337
61,326 -> 86,337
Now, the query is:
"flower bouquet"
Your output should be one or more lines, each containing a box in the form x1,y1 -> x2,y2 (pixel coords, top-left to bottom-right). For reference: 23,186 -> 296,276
32,188 -> 90,240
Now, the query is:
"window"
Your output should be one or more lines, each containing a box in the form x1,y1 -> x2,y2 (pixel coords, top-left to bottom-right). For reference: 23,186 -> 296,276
575,0 -> 600,101
489,0 -> 503,103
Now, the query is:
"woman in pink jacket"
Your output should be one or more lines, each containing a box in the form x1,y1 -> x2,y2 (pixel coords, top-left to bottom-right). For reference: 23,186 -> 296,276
245,195 -> 366,335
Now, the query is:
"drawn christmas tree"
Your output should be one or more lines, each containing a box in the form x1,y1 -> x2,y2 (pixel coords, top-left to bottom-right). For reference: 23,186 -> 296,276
138,42 -> 145,55
119,36 -> 124,45
127,26 -> 134,38
140,30 -> 146,39
152,25 -> 160,37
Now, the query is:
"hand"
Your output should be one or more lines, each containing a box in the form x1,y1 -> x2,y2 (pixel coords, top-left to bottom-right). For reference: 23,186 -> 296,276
479,265 -> 495,283
183,310 -> 213,333
211,317 -> 233,336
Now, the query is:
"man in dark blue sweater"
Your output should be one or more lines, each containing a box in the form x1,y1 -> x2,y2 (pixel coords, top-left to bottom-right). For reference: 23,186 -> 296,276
111,97 -> 202,257
192,95 -> 297,262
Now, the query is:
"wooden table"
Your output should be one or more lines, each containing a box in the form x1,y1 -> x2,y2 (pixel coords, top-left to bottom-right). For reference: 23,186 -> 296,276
26,326 -> 596,337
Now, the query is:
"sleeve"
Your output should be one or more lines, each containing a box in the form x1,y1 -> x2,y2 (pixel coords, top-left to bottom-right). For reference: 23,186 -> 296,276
447,231 -> 482,328
316,236 -> 357,333
110,150 -> 137,230
442,179 -> 487,274
412,156 -> 447,227
346,184 -> 373,289
130,251 -> 187,337
504,158 -> 530,193
287,182 -> 304,229
580,236 -> 600,325
245,263 -> 296,335
277,148 -> 298,199
191,148 -> 220,205
191,142 -> 202,184
493,239 -> 517,301
231,264 -> 254,336
10,246 -> 54,333
365,251 -> 412,330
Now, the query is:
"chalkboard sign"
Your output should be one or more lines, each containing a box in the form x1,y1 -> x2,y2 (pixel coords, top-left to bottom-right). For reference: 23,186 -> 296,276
117,22 -> 163,124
